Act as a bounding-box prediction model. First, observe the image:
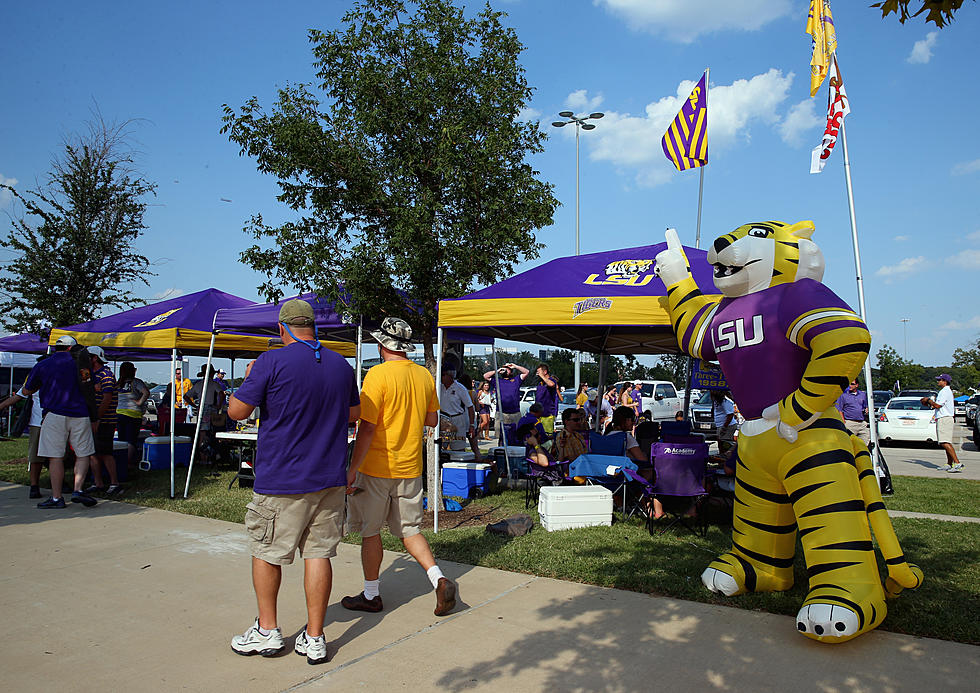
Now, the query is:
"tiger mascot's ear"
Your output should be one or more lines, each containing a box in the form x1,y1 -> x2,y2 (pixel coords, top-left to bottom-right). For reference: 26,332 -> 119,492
789,220 -> 824,283
787,220 -> 815,239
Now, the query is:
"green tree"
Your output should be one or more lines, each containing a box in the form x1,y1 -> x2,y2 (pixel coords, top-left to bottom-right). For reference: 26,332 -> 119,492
658,354 -> 689,388
0,118 -> 156,335
951,338 -> 980,390
221,0 -> 558,371
871,0 -> 972,27
874,344 -> 926,392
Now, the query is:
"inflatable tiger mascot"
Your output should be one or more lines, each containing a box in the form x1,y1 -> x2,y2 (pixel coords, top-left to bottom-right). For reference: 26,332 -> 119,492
654,220 -> 923,644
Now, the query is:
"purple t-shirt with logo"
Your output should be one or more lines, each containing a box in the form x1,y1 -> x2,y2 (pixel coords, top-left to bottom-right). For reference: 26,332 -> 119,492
24,351 -> 89,418
700,279 -> 855,420
536,379 -> 559,416
492,375 -> 523,414
234,341 -> 359,495
835,389 -> 868,421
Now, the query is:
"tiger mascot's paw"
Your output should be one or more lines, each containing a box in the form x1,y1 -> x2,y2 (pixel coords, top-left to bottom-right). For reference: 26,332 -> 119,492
701,567 -> 741,596
654,228 -> 692,287
796,603 -> 862,642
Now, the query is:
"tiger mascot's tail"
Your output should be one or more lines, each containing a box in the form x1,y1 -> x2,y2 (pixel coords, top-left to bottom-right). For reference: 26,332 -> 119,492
849,436 -> 924,598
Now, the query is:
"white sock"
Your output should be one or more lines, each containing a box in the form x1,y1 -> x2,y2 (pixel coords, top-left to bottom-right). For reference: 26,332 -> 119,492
426,565 -> 445,589
364,579 -> 380,599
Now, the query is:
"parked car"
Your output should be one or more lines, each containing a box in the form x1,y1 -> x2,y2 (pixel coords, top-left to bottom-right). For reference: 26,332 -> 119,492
518,387 -> 536,416
149,384 -> 167,406
898,389 -> 937,399
876,397 -> 938,445
872,390 -> 893,418
611,380 -> 683,422
688,390 -> 717,440
955,399 -> 968,418
965,395 -> 980,426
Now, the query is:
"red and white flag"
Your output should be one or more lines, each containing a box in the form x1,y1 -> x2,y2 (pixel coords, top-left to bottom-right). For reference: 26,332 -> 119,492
810,55 -> 850,174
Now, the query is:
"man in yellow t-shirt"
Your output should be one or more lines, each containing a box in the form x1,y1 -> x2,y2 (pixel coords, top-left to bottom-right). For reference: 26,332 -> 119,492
343,317 -> 456,618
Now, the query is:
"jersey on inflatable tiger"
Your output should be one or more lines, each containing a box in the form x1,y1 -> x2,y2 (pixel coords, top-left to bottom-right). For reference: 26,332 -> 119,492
654,220 -> 923,644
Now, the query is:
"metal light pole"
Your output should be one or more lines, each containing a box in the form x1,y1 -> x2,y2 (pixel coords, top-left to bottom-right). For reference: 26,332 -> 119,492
900,318 -> 910,360
552,110 -> 604,393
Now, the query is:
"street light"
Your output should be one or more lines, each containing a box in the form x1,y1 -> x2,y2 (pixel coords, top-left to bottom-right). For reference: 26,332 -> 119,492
900,318 -> 910,360
553,110 -> 604,391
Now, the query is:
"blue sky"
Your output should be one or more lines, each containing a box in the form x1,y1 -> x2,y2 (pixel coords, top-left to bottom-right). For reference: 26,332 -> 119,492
2,0 -> 978,382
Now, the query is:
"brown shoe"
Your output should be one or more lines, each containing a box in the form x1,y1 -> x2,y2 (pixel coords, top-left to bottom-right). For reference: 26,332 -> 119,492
434,577 -> 456,616
341,592 -> 383,613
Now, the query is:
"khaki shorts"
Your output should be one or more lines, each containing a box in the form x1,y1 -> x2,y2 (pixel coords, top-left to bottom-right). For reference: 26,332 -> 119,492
245,486 -> 346,565
38,413 -> 95,458
937,416 -> 954,444
347,474 -> 423,539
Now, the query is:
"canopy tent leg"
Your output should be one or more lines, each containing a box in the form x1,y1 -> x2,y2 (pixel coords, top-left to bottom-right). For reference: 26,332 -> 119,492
184,332 -> 217,498
432,328 -> 444,534
230,359 -> 235,387
356,316 -> 364,390
7,364 -> 13,436
170,348 -> 177,499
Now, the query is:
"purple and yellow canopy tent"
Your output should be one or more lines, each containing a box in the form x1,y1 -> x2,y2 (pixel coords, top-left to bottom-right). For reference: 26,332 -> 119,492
432,241 -> 714,531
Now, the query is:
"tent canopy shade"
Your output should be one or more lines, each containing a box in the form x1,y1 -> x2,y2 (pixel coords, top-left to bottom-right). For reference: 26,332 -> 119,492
437,242 -> 715,355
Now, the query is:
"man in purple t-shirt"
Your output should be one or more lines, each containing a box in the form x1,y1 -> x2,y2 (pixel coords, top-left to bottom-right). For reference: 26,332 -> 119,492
227,299 -> 360,665
483,362 -> 528,447
534,363 -> 559,437
835,379 -> 870,444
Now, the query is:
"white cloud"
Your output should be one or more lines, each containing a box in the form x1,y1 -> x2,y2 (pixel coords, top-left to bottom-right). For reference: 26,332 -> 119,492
778,99 -> 821,146
875,256 -> 928,280
966,230 -> 980,242
596,0 -> 793,42
952,158 -> 980,176
517,106 -> 541,121
894,235 -> 910,242
949,249 -> 980,269
152,287 -> 184,300
564,90 -> 604,113
907,31 -> 938,64
578,69 -> 794,187
0,174 -> 17,208
940,316 -> 980,330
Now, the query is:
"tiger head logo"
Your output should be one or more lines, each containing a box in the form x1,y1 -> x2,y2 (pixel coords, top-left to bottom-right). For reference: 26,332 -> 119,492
706,220 -> 824,298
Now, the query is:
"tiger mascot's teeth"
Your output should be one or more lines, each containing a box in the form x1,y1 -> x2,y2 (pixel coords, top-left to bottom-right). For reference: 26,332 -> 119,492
655,219 -> 923,644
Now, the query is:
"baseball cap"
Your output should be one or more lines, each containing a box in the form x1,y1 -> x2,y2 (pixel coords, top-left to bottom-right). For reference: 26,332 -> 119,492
278,299 -> 316,327
55,335 -> 77,346
88,345 -> 107,362
936,373 -> 952,383
217,369 -> 226,375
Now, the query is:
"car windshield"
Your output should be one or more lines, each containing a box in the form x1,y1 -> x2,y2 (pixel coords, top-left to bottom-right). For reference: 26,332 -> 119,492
887,400 -> 932,411
696,391 -> 712,405
873,393 -> 891,405
562,391 -> 577,405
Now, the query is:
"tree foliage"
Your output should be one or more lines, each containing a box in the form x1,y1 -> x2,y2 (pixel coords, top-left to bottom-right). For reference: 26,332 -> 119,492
221,0 -> 558,369
0,118 -> 156,335
871,0 -> 972,27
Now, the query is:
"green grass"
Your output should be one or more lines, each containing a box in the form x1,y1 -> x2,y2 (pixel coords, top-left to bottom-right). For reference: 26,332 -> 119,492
885,475 -> 980,517
1,438 -> 977,644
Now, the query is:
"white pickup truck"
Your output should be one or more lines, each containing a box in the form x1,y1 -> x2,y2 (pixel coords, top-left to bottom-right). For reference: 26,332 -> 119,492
612,380 -> 683,422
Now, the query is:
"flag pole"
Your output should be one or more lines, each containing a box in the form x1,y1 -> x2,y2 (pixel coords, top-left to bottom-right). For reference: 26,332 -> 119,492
839,114 -> 883,481
683,68 -> 708,420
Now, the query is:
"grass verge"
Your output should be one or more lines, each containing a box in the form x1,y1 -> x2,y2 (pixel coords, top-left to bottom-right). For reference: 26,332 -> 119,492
884,475 -> 980,517
1,439 -> 977,644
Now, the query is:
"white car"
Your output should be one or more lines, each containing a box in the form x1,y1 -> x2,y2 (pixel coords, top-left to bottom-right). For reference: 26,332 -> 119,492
612,380 -> 683,422
876,397 -> 937,445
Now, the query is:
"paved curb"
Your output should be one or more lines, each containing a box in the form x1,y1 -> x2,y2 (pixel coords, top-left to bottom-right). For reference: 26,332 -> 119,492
888,509 -> 980,524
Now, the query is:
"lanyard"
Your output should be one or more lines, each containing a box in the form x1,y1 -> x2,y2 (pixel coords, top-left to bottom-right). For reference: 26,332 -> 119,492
281,323 -> 321,363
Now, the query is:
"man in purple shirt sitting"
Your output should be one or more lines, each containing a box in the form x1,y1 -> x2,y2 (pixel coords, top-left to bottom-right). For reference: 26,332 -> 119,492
228,299 -> 360,665
834,379 -> 869,444
483,362 -> 528,447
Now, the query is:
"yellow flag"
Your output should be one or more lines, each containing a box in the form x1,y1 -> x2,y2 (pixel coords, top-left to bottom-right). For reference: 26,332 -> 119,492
806,0 -> 837,97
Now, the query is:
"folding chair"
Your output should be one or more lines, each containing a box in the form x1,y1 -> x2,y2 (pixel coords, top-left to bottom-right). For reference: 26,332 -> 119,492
622,467 -> 658,527
524,456 -> 568,508
649,441 -> 710,537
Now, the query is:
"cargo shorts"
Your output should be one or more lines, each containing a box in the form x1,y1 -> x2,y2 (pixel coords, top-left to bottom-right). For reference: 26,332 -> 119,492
347,473 -> 423,539
245,486 -> 346,565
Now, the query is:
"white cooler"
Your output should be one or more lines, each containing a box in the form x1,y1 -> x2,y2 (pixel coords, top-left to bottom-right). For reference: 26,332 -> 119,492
538,486 -> 613,532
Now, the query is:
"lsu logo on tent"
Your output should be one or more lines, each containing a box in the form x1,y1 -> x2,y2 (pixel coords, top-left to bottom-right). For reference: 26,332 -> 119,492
133,308 -> 183,328
584,259 -> 655,286
572,297 -> 612,319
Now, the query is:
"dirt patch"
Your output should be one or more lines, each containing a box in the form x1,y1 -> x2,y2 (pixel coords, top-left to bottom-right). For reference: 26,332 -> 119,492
420,499 -> 516,531
2,457 -> 28,466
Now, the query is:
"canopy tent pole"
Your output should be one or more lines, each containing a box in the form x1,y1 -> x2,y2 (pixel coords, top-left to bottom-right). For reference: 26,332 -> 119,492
230,358 -> 235,387
594,353 -> 608,432
184,332 -> 217,498
7,364 -> 13,436
170,348 -> 177,499
433,328 -> 444,534
356,316 -> 364,390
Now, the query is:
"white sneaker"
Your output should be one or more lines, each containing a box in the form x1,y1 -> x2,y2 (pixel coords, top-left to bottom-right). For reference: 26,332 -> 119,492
948,462 -> 965,473
295,626 -> 329,664
231,618 -> 284,657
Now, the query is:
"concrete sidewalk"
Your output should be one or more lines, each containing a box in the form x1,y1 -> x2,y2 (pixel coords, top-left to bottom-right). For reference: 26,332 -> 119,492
879,420 -> 980,480
0,482 -> 977,693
